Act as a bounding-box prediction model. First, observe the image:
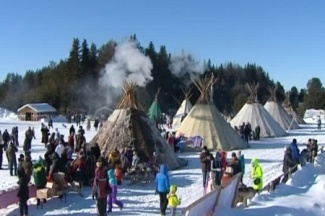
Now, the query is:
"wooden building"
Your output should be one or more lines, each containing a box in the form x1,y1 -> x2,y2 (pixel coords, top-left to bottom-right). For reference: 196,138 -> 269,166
17,103 -> 57,121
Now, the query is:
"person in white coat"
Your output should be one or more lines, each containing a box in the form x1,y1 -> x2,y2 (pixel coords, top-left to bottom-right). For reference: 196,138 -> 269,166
205,171 -> 217,194
55,142 -> 65,158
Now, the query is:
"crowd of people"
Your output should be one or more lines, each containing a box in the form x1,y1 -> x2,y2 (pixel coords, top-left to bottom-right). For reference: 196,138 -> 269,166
0,114 -> 322,216
198,136 -> 320,202
234,122 -> 261,142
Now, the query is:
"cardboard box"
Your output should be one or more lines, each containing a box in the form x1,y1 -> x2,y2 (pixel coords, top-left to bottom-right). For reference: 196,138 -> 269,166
46,182 -> 55,189
37,188 -> 53,199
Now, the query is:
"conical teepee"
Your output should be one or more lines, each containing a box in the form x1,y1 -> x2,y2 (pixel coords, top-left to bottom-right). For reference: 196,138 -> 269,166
230,83 -> 287,138
176,75 -> 248,150
148,87 -> 162,121
264,86 -> 300,130
91,81 -> 185,170
283,92 -> 306,124
172,88 -> 193,129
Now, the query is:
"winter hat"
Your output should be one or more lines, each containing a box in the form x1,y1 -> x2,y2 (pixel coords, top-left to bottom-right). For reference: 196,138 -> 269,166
231,152 -> 237,158
215,151 -> 221,160
170,185 -> 177,193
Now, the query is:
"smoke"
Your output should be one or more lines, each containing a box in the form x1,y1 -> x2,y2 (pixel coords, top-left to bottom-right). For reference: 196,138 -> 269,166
169,51 -> 205,86
99,39 -> 153,107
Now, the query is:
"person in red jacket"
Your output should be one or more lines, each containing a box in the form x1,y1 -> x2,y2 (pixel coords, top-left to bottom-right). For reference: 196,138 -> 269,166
220,151 -> 227,170
72,154 -> 85,173
92,159 -> 111,216
68,132 -> 75,152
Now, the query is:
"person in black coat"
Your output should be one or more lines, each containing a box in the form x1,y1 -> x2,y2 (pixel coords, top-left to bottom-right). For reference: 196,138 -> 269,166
91,143 -> 101,160
2,129 -> 10,149
255,125 -> 261,140
211,151 -> 223,186
282,147 -> 296,183
69,125 -> 75,136
200,146 -> 213,187
41,124 -> 50,148
17,155 -> 31,216
0,138 -> 4,169
229,152 -> 241,176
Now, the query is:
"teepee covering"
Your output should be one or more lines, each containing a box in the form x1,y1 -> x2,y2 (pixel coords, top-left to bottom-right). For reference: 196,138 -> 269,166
91,82 -> 185,170
285,106 -> 306,124
172,88 -> 193,129
148,87 -> 162,121
283,92 -> 306,124
176,75 -> 248,151
264,86 -> 300,130
230,84 -> 287,138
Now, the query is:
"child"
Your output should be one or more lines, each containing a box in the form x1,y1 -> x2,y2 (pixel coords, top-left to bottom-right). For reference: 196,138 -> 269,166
107,168 -> 123,212
221,166 -> 233,187
167,185 -> 181,216
114,164 -> 123,185
205,171 -> 217,194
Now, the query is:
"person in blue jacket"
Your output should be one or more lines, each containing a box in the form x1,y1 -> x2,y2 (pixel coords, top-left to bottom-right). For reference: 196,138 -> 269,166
289,139 -> 300,166
155,164 -> 170,216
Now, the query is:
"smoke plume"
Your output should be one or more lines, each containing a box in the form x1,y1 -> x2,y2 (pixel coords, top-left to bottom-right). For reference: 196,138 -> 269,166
99,39 -> 153,107
169,51 -> 205,86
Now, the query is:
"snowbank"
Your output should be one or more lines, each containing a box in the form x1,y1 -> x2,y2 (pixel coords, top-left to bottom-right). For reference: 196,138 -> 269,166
305,109 -> 325,118
0,107 -> 18,120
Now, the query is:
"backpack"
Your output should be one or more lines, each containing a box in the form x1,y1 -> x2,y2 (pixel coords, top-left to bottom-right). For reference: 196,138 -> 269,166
103,167 -> 112,194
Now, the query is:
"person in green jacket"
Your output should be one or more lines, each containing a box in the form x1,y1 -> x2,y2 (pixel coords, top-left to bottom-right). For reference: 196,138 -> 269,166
33,159 -> 47,206
250,157 -> 263,191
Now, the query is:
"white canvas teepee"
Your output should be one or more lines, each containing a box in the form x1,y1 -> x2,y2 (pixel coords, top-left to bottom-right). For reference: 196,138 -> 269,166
283,92 -> 306,124
264,86 -> 299,131
176,75 -> 248,151
172,89 -> 193,129
230,84 -> 287,138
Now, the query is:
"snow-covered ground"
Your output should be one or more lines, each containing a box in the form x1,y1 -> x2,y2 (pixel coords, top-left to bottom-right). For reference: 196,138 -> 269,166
0,112 -> 324,215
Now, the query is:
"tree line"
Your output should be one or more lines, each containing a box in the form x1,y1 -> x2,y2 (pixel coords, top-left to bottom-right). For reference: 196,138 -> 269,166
0,35 -> 324,116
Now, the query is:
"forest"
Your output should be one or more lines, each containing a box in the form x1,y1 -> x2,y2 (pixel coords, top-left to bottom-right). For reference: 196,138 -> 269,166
0,35 -> 324,116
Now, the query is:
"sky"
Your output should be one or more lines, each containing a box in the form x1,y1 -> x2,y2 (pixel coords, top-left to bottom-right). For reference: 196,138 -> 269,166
0,0 -> 324,90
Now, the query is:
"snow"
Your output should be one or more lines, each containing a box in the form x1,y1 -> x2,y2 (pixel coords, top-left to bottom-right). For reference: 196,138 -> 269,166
0,115 -> 324,215
304,109 -> 325,118
41,115 -> 68,123
0,108 -> 18,120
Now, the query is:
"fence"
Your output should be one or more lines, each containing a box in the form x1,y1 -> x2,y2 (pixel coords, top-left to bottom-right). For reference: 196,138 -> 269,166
261,146 -> 324,193
181,174 -> 241,216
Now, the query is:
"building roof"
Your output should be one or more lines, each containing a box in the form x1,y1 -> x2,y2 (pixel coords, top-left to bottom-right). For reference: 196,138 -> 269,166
17,103 -> 57,113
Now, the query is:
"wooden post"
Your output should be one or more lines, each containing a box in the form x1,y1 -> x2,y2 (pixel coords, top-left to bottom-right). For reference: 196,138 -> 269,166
243,197 -> 248,208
